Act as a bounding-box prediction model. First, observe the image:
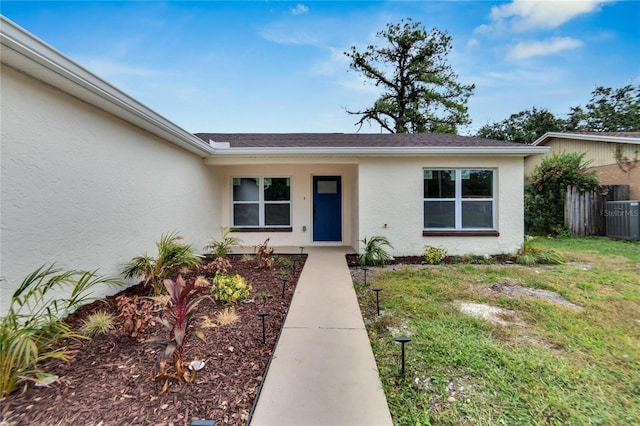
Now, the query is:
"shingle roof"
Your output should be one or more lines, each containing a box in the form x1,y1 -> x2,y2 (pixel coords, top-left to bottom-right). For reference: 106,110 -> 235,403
194,133 -> 531,149
562,131 -> 640,138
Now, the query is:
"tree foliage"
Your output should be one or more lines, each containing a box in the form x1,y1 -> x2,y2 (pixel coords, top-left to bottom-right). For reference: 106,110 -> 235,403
476,107 -> 567,144
569,84 -> 640,132
525,152 -> 599,235
477,84 -> 640,143
345,18 -> 475,134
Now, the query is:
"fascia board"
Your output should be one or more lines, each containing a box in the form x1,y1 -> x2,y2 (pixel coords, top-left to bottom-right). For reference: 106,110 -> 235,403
0,16 -> 215,157
533,132 -> 640,146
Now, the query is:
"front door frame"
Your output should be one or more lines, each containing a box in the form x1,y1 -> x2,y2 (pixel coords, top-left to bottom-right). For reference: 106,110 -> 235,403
312,175 -> 342,242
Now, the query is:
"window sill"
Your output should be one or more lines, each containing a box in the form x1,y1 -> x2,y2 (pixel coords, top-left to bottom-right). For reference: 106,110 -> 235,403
234,227 -> 293,233
423,230 -> 500,237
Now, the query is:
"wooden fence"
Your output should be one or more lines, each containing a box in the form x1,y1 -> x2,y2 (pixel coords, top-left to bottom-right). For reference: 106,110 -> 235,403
565,185 -> 630,236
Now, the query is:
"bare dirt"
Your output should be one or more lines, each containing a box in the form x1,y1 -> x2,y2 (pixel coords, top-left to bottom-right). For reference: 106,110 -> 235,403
1,254 -> 305,426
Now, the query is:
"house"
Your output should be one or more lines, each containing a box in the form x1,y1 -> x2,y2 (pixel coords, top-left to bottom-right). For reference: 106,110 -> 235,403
0,17 -> 548,312
526,132 -> 640,199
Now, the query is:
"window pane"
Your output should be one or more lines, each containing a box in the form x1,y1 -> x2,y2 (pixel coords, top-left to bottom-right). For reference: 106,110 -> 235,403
317,180 -> 338,194
233,204 -> 259,226
264,178 -> 291,201
424,201 -> 455,228
233,178 -> 259,201
462,170 -> 493,198
424,170 -> 455,198
265,203 -> 290,226
462,201 -> 493,228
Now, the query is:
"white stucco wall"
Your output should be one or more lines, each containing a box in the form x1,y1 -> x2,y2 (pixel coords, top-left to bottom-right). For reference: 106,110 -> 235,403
215,163 -> 357,249
1,65 -> 220,314
357,156 -> 525,256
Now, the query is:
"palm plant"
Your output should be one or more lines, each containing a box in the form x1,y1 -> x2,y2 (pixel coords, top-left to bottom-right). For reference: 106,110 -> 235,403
203,227 -> 243,258
359,235 -> 394,267
0,264 -> 124,397
122,231 -> 201,295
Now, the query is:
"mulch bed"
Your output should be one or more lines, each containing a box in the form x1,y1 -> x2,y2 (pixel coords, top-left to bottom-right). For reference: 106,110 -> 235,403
1,254 -> 306,426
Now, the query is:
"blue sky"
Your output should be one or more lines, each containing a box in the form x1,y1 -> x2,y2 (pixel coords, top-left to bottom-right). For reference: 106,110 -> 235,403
2,1 -> 639,134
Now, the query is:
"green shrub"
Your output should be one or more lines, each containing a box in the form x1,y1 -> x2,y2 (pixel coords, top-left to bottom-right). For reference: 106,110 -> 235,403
273,255 -> 293,268
212,273 -> 252,303
0,265 -> 124,397
359,236 -> 393,266
80,311 -> 115,336
516,236 -> 566,265
203,227 -> 243,258
525,152 -> 598,235
122,231 -> 201,295
422,245 -> 448,264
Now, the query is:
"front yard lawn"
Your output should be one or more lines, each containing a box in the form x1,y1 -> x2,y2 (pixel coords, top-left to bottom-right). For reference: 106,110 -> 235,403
356,237 -> 640,425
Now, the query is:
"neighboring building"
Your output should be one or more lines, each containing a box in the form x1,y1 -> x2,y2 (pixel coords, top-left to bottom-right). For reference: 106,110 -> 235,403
0,17 -> 548,313
526,132 -> 640,199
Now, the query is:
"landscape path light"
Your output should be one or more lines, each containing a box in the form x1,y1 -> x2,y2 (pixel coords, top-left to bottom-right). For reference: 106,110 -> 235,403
371,287 -> 383,316
394,337 -> 411,378
257,312 -> 270,344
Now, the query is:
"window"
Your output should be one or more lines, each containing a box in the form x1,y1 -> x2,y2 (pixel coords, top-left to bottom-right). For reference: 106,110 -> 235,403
232,177 -> 291,227
423,169 -> 494,230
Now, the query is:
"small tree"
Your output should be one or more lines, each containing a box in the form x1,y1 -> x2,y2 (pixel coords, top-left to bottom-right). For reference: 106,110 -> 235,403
525,152 -> 598,235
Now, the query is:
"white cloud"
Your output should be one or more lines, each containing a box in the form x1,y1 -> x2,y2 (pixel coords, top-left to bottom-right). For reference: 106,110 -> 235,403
466,38 -> 479,49
506,37 -> 583,59
291,4 -> 309,16
487,0 -> 615,32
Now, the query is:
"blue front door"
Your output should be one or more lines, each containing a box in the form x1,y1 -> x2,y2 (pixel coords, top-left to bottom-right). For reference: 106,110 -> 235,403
313,176 -> 342,242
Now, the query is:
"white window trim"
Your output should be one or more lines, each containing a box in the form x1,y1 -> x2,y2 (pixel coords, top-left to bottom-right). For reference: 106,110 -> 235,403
231,176 -> 292,228
423,168 -> 496,231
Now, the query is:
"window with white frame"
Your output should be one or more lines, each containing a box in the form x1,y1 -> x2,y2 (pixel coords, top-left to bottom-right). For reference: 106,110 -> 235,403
423,169 -> 494,230
232,177 -> 291,227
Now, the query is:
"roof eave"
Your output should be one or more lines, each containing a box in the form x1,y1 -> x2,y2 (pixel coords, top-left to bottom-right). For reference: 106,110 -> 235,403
204,146 -> 550,164
0,16 -> 215,158
533,132 -> 640,146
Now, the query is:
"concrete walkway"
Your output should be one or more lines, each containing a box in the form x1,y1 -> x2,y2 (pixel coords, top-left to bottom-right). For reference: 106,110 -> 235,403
250,247 -> 393,426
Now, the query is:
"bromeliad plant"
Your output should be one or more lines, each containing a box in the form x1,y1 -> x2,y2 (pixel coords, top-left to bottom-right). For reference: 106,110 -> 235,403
122,231 -> 201,295
151,275 -> 210,383
359,235 -> 394,267
0,264 -> 124,397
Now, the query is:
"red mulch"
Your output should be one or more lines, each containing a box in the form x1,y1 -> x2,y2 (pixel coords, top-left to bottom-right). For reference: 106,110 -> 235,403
1,254 -> 306,426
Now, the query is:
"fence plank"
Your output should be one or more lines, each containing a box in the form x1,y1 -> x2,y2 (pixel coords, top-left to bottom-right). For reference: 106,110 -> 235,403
565,185 -> 630,236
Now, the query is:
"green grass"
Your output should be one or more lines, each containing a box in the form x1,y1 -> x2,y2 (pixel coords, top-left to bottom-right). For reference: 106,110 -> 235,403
356,237 -> 640,425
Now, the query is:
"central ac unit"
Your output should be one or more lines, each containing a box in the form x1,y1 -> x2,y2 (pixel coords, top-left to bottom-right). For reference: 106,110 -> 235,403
605,200 -> 640,241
